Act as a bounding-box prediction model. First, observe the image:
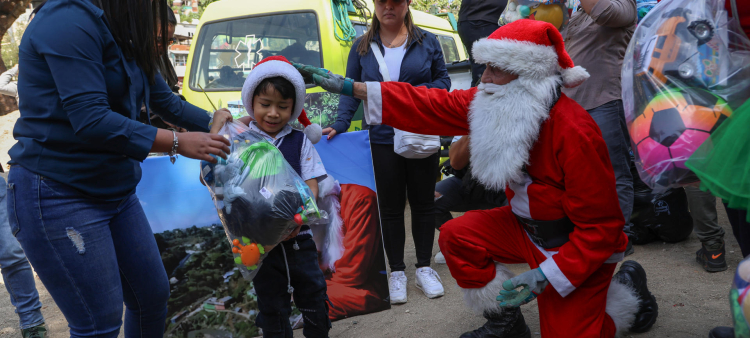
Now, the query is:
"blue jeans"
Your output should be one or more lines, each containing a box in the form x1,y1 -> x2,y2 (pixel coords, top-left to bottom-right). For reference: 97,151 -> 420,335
253,236 -> 330,338
0,176 -> 44,329
588,100 -> 634,222
8,166 -> 170,338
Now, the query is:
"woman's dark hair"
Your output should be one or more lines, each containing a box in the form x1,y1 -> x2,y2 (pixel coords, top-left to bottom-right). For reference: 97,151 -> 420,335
91,0 -> 167,84
356,5 -> 424,56
253,77 -> 297,106
166,4 -> 177,26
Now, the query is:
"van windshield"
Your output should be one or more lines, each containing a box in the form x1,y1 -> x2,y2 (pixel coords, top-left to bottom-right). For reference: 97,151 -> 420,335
189,12 -> 322,91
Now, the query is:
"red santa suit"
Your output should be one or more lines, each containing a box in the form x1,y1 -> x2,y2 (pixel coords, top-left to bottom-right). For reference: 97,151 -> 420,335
357,20 -> 642,338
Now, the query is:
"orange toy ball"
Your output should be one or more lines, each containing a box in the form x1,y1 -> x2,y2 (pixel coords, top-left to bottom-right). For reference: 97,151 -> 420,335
240,243 -> 261,267
233,239 -> 240,246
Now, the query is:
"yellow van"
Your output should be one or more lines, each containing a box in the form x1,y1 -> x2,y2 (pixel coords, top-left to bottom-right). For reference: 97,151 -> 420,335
183,0 -> 470,132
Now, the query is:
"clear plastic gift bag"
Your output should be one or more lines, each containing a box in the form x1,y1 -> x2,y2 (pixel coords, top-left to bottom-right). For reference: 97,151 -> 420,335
201,121 -> 327,279
622,0 -> 750,194
498,0 -> 570,31
730,257 -> 750,337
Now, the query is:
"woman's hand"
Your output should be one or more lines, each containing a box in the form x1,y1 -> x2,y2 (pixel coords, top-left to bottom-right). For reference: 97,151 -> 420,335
322,127 -> 338,140
176,132 -> 231,163
210,108 -> 233,134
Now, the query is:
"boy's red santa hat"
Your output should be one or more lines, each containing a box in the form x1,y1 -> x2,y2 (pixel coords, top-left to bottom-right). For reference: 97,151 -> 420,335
241,55 -> 322,143
472,19 -> 589,88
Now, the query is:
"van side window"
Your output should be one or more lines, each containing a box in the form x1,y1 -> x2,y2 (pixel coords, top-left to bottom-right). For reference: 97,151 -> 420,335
189,12 -> 322,91
436,35 -> 460,64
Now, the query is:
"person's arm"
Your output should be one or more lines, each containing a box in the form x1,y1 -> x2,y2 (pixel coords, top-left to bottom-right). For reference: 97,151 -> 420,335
300,137 -> 327,194
305,178 -> 319,200
538,129 -> 626,298
359,82 -> 475,136
149,73 -> 212,132
579,0 -> 636,28
34,11 -> 229,162
413,34 -> 452,90
329,46 -> 364,135
449,135 -> 470,170
0,65 -> 18,98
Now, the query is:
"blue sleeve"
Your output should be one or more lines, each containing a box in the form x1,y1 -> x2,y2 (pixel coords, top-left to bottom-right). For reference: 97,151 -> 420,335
422,35 -> 452,90
32,7 -> 156,161
149,73 -> 211,132
331,43 -> 364,134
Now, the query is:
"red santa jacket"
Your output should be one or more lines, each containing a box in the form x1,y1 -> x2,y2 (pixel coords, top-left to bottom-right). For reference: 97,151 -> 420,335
363,82 -> 628,297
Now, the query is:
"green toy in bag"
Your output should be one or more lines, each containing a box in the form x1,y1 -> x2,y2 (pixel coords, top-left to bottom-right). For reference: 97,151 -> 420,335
201,121 -> 328,278
729,256 -> 750,337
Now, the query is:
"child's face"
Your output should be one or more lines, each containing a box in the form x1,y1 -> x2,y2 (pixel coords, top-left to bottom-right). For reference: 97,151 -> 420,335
253,86 -> 293,138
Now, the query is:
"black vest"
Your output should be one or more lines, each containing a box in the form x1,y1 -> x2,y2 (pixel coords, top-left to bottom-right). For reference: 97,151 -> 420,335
276,130 -> 304,177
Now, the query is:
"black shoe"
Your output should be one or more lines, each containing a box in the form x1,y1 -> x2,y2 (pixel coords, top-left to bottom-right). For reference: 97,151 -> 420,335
613,260 -> 658,333
696,243 -> 728,272
708,326 -> 734,338
625,240 -> 635,257
459,308 -> 531,338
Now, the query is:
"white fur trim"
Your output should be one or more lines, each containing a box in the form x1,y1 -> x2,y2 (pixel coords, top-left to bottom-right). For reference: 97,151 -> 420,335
472,39 -> 558,79
606,279 -> 639,336
468,76 -> 560,191
539,256 -> 576,298
461,262 -> 515,315
240,60 -> 306,120
561,66 -> 590,88
314,176 -> 345,271
363,82 -> 383,125
303,123 -> 323,144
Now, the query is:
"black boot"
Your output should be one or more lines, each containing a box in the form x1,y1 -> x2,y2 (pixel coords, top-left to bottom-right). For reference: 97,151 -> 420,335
613,260 -> 658,333
459,307 -> 531,338
708,326 -> 734,338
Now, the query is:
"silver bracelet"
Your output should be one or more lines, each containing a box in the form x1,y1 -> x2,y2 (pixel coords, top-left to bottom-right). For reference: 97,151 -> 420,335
168,129 -> 179,164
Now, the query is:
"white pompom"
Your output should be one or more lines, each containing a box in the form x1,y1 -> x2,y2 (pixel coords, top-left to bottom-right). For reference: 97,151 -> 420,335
303,123 -> 323,144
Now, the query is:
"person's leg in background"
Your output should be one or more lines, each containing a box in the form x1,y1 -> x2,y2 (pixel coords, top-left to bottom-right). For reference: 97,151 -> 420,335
370,143 -> 409,304
457,21 -> 500,87
587,100 -> 634,223
726,205 -> 750,258
405,153 -> 444,299
685,186 -> 727,271
0,175 -> 46,337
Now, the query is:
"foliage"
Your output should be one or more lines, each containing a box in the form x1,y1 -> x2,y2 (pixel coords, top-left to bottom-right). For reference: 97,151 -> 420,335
410,0 -> 461,19
289,93 -> 341,130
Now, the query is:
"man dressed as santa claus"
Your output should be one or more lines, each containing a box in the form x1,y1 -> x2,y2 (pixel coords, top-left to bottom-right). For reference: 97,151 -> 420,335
295,19 -> 658,338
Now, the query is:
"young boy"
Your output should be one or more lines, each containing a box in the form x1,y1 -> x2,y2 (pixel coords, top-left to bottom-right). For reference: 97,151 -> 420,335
214,56 -> 329,337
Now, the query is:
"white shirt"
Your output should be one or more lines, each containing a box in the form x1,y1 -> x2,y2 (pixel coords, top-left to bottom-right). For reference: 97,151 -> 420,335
247,122 -> 327,182
383,42 -> 407,82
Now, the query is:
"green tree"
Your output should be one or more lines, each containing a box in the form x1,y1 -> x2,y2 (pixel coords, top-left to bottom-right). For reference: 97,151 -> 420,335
410,0 -> 461,18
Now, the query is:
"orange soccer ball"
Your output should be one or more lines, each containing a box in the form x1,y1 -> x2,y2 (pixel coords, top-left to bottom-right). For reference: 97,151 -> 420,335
629,88 -> 732,187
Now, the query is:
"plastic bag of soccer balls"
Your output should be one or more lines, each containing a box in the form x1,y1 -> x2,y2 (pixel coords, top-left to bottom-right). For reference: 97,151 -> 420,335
498,0 -> 570,31
200,121 -> 327,279
621,0 -> 750,194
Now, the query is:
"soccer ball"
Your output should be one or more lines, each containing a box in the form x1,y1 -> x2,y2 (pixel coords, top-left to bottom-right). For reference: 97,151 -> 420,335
629,87 -> 732,187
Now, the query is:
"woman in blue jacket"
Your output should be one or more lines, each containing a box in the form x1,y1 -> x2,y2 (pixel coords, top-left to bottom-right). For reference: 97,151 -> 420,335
8,0 -> 232,336
322,0 -> 451,305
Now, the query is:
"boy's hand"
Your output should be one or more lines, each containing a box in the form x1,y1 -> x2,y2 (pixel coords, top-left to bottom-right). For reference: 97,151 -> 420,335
284,225 -> 302,241
209,108 -> 233,134
293,62 -> 354,96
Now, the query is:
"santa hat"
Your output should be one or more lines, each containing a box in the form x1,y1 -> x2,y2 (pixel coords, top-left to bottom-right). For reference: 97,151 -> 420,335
472,19 -> 589,88
240,55 -> 322,143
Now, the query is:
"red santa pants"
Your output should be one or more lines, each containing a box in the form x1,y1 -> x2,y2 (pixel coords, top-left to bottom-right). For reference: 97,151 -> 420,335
439,206 -> 617,338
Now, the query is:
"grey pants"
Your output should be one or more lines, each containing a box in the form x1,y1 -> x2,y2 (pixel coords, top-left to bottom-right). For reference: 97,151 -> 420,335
685,186 -> 724,248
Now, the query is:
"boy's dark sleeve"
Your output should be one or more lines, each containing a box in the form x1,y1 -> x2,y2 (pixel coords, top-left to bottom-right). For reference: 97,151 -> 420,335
331,43 -> 364,134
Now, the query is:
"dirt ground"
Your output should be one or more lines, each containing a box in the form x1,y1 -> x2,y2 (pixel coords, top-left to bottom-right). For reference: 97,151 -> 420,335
0,111 -> 737,338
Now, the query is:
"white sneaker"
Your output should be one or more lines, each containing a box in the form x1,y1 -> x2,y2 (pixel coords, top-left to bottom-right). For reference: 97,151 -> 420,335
389,271 -> 408,304
434,251 -> 446,264
415,267 -> 444,299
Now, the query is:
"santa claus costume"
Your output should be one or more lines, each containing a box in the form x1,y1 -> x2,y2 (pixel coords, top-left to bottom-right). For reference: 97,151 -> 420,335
354,20 -> 658,338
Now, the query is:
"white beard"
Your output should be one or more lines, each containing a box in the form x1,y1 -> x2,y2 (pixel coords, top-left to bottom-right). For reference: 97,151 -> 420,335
468,76 -> 561,191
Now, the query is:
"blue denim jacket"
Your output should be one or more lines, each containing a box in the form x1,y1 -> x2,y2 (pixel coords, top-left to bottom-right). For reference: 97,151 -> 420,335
331,29 -> 451,144
11,0 -> 211,201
